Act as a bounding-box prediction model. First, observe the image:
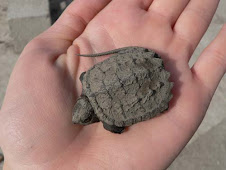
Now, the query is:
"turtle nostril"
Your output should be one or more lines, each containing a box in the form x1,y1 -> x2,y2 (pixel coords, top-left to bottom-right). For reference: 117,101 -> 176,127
154,53 -> 160,58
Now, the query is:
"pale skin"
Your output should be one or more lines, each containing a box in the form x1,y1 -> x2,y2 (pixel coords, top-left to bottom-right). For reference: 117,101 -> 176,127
0,0 -> 226,169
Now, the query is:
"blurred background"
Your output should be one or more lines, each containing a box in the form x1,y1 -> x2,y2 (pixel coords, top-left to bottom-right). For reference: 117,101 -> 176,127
0,0 -> 225,169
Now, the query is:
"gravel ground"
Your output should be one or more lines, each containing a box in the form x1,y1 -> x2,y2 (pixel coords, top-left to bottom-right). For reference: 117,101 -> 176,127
0,0 -> 18,107
0,0 -> 19,169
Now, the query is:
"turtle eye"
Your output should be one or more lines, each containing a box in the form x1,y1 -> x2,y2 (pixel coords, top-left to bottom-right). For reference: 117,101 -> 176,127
82,114 -> 92,123
154,53 -> 160,58
80,72 -> 86,82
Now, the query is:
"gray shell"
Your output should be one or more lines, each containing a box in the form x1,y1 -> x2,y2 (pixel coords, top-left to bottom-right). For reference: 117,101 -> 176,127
80,47 -> 173,127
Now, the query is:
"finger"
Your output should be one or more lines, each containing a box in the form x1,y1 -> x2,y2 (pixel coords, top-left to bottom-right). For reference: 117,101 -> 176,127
148,0 -> 190,26
173,0 -> 220,60
24,0 -> 112,55
191,24 -> 226,99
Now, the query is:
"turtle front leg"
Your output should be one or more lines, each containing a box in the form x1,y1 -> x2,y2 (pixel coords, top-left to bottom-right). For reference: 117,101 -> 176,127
103,122 -> 125,134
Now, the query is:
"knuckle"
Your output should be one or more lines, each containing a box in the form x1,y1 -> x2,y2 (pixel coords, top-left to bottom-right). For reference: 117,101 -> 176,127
22,37 -> 45,53
186,7 -> 211,24
174,32 -> 196,56
207,49 -> 226,71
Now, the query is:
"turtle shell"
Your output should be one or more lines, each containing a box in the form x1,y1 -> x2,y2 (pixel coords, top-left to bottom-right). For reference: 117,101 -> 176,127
81,49 -> 173,127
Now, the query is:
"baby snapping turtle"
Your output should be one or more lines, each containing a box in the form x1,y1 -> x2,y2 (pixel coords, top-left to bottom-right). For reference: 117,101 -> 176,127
72,46 -> 173,133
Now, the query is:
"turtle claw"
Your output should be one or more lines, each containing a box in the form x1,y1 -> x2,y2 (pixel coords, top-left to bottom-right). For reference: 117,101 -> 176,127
103,122 -> 125,134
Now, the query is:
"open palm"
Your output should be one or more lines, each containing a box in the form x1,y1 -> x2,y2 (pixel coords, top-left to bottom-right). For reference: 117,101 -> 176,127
0,0 -> 225,169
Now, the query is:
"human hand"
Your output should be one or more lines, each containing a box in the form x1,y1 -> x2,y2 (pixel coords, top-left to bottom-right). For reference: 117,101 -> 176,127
0,0 -> 225,169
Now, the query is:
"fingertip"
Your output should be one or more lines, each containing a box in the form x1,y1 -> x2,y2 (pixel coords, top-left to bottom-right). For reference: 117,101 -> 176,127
47,0 -> 112,41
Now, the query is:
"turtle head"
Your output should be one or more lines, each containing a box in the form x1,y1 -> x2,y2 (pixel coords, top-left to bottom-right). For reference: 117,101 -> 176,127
72,95 -> 99,125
